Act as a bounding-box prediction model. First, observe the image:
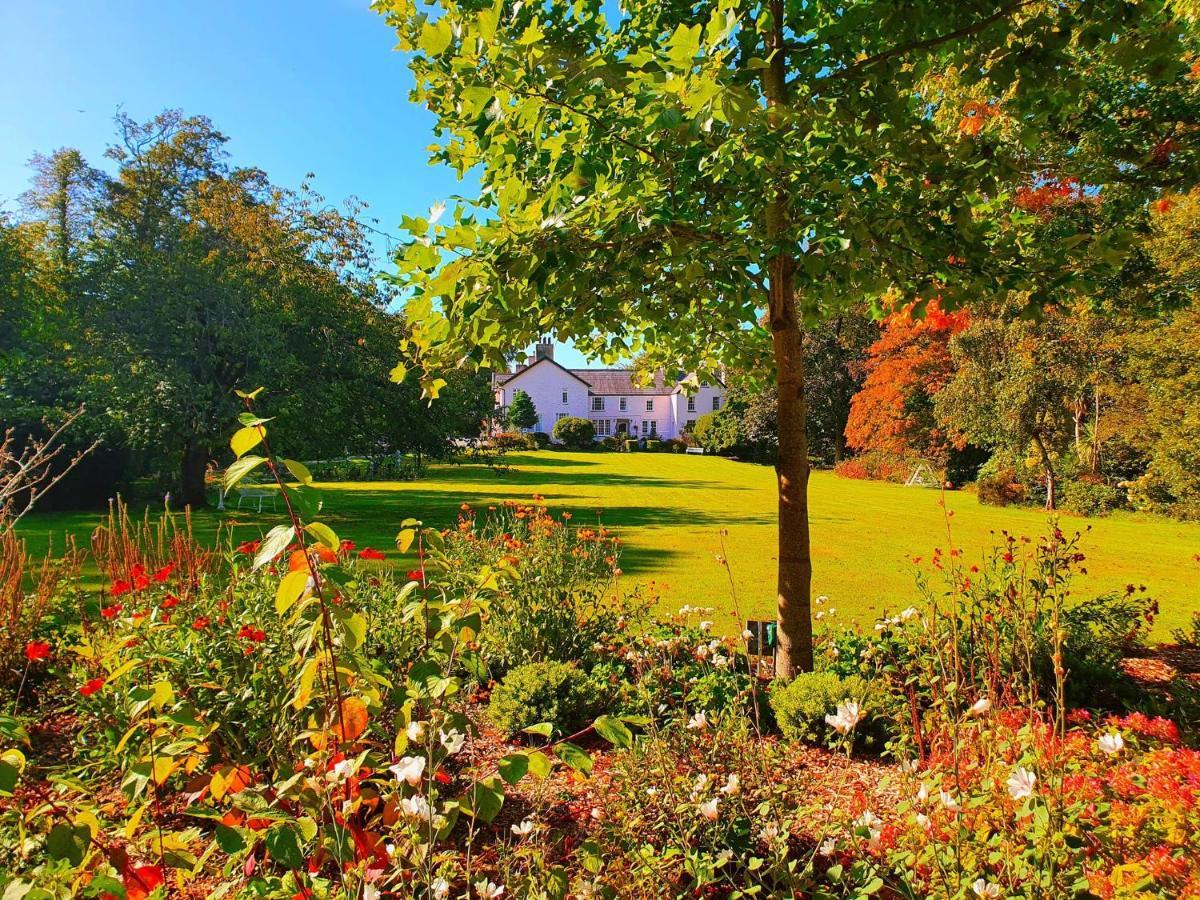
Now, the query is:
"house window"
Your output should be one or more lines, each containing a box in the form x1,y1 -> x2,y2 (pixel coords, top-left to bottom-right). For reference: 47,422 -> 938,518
619,397 -> 627,411
645,399 -> 653,412
712,396 -> 721,411
562,391 -> 569,404
687,396 -> 696,413
685,419 -> 696,432
555,412 -> 567,421
594,419 -> 611,436
591,396 -> 605,411
647,420 -> 657,436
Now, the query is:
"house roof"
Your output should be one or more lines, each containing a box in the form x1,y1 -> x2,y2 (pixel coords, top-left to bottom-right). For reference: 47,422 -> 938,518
494,358 -> 721,396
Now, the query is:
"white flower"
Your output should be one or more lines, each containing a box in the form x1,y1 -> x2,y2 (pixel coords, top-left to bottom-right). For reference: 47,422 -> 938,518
511,819 -> 534,838
407,720 -> 426,741
1098,732 -> 1125,756
474,880 -> 505,899
687,711 -> 708,731
428,201 -> 446,224
939,790 -> 960,813
818,836 -> 837,856
741,628 -> 754,641
972,879 -> 1002,898
389,755 -> 426,786
431,879 -> 450,899
716,848 -> 733,866
721,773 -> 740,796
916,783 -> 929,803
854,810 -> 882,840
916,812 -> 932,831
816,595 -> 829,605
400,794 -> 431,821
697,798 -> 720,821
689,773 -> 710,800
759,822 -> 781,843
900,606 -> 919,621
589,806 -> 603,822
439,728 -> 466,755
1006,766 -> 1036,801
712,653 -> 729,668
363,885 -> 380,900
326,759 -> 355,784
825,700 -> 864,735
698,620 -> 713,632
815,612 -> 825,620
575,881 -> 603,898
971,697 -> 992,716
645,787 -> 658,797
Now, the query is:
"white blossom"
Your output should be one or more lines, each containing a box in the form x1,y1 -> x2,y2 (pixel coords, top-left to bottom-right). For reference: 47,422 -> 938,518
439,728 -> 466,755
1007,766 -> 1037,801
407,720 -> 426,741
431,879 -> 450,899
389,755 -> 426,786
474,880 -> 505,899
1098,732 -> 1125,756
916,812 -> 932,831
900,606 -> 919,621
697,798 -> 720,821
939,790 -> 960,813
511,819 -> 534,838
687,711 -> 708,731
972,879 -> 1002,898
363,885 -> 380,900
818,836 -> 837,856
401,794 -> 431,821
825,700 -> 864,735
971,697 -> 992,716
721,773 -> 740,796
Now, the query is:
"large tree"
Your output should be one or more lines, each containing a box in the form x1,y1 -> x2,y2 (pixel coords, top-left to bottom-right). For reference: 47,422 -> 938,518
375,0 -> 1198,675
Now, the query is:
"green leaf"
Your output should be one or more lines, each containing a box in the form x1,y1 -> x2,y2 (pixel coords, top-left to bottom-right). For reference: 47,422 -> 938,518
284,459 -> 314,486
526,750 -> 552,779
264,824 -> 305,870
46,822 -> 89,866
418,18 -> 453,56
215,823 -> 246,854
224,455 -> 265,491
497,753 -> 528,785
304,521 -> 339,550
230,426 -> 264,459
234,387 -> 264,400
592,715 -> 633,749
0,760 -> 18,795
388,362 -> 407,384
523,722 -> 553,739
253,525 -> 294,571
554,742 -> 593,776
462,776 -> 505,822
396,528 -> 416,554
276,569 -> 310,615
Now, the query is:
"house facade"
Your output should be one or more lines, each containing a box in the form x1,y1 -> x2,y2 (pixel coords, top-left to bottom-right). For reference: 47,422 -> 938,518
491,342 -> 725,441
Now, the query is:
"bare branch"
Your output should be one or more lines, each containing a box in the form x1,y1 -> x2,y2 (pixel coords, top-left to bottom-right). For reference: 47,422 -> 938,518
0,406 -> 99,532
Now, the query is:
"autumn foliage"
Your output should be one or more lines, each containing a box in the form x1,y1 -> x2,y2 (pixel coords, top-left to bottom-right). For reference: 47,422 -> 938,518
844,299 -> 970,462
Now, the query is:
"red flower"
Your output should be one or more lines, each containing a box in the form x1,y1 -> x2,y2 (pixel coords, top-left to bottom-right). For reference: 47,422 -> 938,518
153,563 -> 175,583
25,641 -> 51,662
111,580 -> 132,597
130,564 -> 150,592
101,604 -> 123,620
406,570 -> 425,584
236,539 -> 261,555
434,769 -> 452,785
161,594 -> 181,609
238,625 -> 266,643
122,865 -> 164,900
358,547 -> 386,561
192,616 -> 211,630
339,539 -> 356,554
80,677 -> 106,697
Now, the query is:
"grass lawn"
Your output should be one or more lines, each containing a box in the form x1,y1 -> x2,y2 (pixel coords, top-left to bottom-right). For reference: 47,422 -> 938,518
17,450 -> 1200,639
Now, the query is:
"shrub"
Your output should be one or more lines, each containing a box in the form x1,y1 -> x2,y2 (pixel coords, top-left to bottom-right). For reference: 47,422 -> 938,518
531,431 -> 551,448
664,437 -> 689,453
493,431 -> 537,450
1061,478 -> 1124,516
834,451 -> 918,483
487,660 -> 598,736
769,671 -> 891,751
601,435 -> 624,451
976,466 -> 1027,506
644,439 -> 661,451
623,439 -> 638,452
552,416 -> 595,449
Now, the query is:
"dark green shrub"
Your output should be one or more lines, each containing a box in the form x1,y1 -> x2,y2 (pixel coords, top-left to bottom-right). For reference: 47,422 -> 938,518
623,439 -> 638,452
553,416 -> 595,449
644,439 -> 661,452
488,661 -> 598,736
1062,479 -> 1124,517
532,431 -> 551,448
976,467 -> 1027,506
493,431 -> 537,450
769,671 -> 892,751
601,435 -> 624,451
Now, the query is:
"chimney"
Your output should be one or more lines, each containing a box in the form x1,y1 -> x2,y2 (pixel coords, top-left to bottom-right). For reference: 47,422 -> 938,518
535,339 -> 554,362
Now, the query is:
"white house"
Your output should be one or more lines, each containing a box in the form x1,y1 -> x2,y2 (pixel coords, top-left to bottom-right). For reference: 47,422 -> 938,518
491,341 -> 725,441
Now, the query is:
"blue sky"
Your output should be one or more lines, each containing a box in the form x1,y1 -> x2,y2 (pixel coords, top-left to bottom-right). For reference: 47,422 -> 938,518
0,0 -> 591,366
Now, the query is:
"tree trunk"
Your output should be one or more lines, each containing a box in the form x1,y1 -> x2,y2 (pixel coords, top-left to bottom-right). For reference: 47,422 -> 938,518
180,442 -> 209,509
1033,435 -> 1056,511
764,0 -> 814,679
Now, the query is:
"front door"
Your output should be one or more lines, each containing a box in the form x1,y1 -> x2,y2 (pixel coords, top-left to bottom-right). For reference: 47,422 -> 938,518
615,419 -> 630,435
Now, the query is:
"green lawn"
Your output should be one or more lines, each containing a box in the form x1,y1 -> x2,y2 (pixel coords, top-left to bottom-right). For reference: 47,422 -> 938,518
16,451 -> 1200,639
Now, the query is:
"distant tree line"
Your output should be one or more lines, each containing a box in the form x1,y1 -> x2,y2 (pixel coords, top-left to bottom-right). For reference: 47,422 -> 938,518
0,110 -> 491,508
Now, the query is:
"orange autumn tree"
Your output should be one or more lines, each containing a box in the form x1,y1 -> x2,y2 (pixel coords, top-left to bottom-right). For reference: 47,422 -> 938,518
844,299 -> 970,465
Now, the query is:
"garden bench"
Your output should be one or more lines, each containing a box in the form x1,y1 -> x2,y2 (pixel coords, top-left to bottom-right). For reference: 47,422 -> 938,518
685,446 -> 705,455
236,485 -> 277,512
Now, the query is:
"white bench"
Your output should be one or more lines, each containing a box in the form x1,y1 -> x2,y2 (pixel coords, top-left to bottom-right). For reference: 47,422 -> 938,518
236,486 -> 277,512
685,447 -> 705,455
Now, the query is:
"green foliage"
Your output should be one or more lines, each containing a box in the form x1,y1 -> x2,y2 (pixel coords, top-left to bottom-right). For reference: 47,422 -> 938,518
492,431 -> 537,450
769,672 -> 891,752
552,416 -> 594,449
506,389 -> 538,431
488,661 -> 598,737
1061,478 -> 1125,517
975,466 -> 1028,507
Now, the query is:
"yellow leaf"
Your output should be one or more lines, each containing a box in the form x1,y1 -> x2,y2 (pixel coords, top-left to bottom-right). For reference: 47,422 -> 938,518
230,426 -> 264,459
276,570 -> 310,616
152,757 -> 178,786
293,658 -> 318,711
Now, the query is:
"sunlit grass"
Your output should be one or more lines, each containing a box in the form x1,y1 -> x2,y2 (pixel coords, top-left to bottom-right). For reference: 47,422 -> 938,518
18,450 -> 1200,639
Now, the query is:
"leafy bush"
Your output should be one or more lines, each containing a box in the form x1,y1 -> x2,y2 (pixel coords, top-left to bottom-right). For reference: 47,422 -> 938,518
664,437 -> 689,453
976,466 -> 1027,506
644,439 -> 661,451
306,454 -> 426,482
531,431 -> 551,448
623,439 -> 638,452
834,451 -> 919,483
493,431 -> 537,450
487,660 -> 598,736
1061,478 -> 1124,516
552,416 -> 595,448
769,671 -> 892,751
